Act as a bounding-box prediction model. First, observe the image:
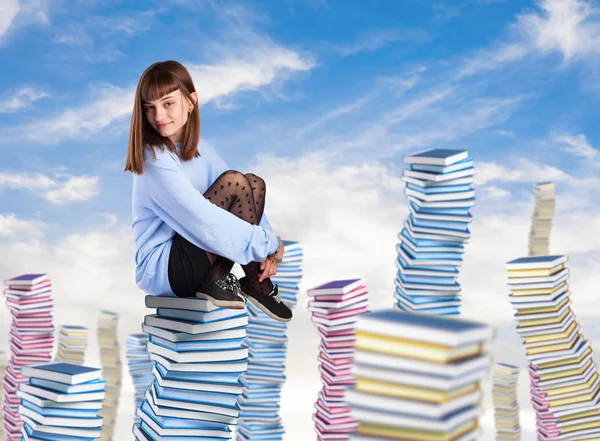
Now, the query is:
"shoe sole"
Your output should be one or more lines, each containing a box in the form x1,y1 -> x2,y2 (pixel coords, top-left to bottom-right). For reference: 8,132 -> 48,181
195,292 -> 246,310
244,294 -> 292,323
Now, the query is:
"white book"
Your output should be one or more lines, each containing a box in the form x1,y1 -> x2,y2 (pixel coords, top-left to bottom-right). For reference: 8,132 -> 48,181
144,314 -> 248,334
145,295 -> 219,312
150,353 -> 248,373
147,342 -> 247,363
20,415 -> 102,438
19,405 -> 102,428
144,389 -> 237,424
345,388 -> 481,419
350,404 -> 479,432
18,383 -> 105,403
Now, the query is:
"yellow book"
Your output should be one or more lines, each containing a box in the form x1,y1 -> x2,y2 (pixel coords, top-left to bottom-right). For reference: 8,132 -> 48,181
355,331 -> 483,363
510,281 -> 567,297
546,373 -> 598,398
536,346 -> 591,370
538,359 -> 593,382
557,408 -> 600,423
516,297 -> 569,315
517,307 -> 570,328
527,335 -> 579,355
355,377 -> 478,404
547,382 -> 600,407
508,264 -> 565,278
559,419 -> 600,434
524,321 -> 577,344
358,419 -> 477,441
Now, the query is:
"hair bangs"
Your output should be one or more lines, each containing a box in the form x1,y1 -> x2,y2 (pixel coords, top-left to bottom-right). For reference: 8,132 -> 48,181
140,69 -> 180,104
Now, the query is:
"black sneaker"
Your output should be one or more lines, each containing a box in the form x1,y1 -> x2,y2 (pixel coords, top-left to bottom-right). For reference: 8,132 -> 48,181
238,277 -> 292,322
196,273 -> 246,309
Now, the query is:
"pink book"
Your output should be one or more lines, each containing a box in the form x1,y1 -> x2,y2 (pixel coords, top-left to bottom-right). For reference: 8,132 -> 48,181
311,307 -> 368,320
313,284 -> 367,301
7,295 -> 52,305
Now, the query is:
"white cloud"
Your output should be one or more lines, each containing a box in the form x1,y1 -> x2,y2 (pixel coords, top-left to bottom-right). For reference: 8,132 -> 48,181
0,171 -> 100,203
326,29 -> 433,58
551,132 -> 598,157
0,86 -> 49,113
516,0 -> 600,61
0,0 -> 49,44
475,159 -> 569,185
2,152 -> 600,441
16,40 -> 314,143
0,0 -> 20,42
0,213 -> 46,237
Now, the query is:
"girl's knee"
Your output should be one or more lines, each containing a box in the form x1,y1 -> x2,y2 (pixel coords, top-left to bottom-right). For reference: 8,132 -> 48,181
244,173 -> 265,189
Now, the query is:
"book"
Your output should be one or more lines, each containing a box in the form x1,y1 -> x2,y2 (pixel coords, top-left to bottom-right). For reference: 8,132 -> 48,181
404,149 -> 469,167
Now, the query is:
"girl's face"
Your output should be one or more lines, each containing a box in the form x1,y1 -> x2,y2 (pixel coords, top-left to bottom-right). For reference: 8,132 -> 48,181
143,89 -> 197,143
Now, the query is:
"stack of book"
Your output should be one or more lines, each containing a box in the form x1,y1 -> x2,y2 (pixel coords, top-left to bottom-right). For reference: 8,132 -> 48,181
507,255 -> 600,440
55,325 -> 89,365
492,363 -> 521,441
307,279 -> 369,441
237,240 -> 304,441
528,182 -> 555,256
396,149 -> 474,315
2,273 -> 54,441
126,333 -> 153,424
97,310 -> 121,441
346,309 -> 492,441
0,351 -> 6,441
135,295 -> 249,440
17,362 -> 105,440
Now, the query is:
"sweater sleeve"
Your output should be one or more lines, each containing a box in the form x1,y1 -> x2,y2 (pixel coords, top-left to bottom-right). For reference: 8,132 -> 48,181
203,141 -> 274,233
141,147 -> 278,264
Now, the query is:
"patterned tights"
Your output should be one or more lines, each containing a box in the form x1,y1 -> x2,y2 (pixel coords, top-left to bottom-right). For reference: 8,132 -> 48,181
203,170 -> 273,294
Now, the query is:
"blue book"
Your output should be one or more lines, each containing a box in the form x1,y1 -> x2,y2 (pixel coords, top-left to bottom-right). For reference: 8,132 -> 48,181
149,335 -> 244,352
409,215 -> 470,233
21,363 -> 102,385
156,307 -> 247,323
406,182 -> 472,194
140,401 -> 230,430
4,273 -> 48,286
155,382 -> 239,408
23,423 -> 96,441
29,378 -> 106,394
410,158 -> 474,174
306,279 -> 362,296
20,400 -> 98,418
400,229 -> 464,251
506,255 -> 567,270
405,149 -> 468,166
396,272 -> 459,287
357,309 -> 492,346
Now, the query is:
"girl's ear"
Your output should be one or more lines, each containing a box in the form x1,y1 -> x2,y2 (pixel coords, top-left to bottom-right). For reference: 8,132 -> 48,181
190,91 -> 198,107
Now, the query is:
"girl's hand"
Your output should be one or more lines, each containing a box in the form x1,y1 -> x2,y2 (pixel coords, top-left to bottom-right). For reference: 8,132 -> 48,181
259,258 -> 278,282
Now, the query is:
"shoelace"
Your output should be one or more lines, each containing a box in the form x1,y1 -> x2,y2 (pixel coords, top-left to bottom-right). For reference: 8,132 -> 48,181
269,286 -> 282,303
216,274 -> 246,301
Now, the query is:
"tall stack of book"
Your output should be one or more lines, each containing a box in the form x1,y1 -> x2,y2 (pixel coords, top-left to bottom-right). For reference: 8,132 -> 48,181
528,182 -> 555,256
492,363 -> 521,441
506,255 -> 600,441
97,310 -> 121,441
55,325 -> 89,365
2,274 -> 54,441
17,362 -> 105,440
236,240 -> 304,441
346,309 -> 492,441
307,279 -> 369,441
0,351 -> 6,441
126,333 -> 153,424
396,149 -> 474,315
135,295 -> 249,440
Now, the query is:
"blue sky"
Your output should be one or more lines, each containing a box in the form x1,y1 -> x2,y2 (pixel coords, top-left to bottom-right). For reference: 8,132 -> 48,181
2,0 -> 600,440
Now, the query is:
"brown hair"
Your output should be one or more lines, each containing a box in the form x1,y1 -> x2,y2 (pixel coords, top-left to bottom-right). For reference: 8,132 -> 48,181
124,60 -> 200,174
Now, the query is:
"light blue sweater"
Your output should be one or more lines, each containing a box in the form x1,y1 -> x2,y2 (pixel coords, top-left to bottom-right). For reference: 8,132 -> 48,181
132,140 -> 279,296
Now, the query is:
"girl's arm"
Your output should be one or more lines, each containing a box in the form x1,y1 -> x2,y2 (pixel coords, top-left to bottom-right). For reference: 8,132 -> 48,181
140,148 -> 278,265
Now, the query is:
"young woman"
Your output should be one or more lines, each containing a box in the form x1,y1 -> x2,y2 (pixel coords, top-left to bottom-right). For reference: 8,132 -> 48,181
124,60 -> 292,322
